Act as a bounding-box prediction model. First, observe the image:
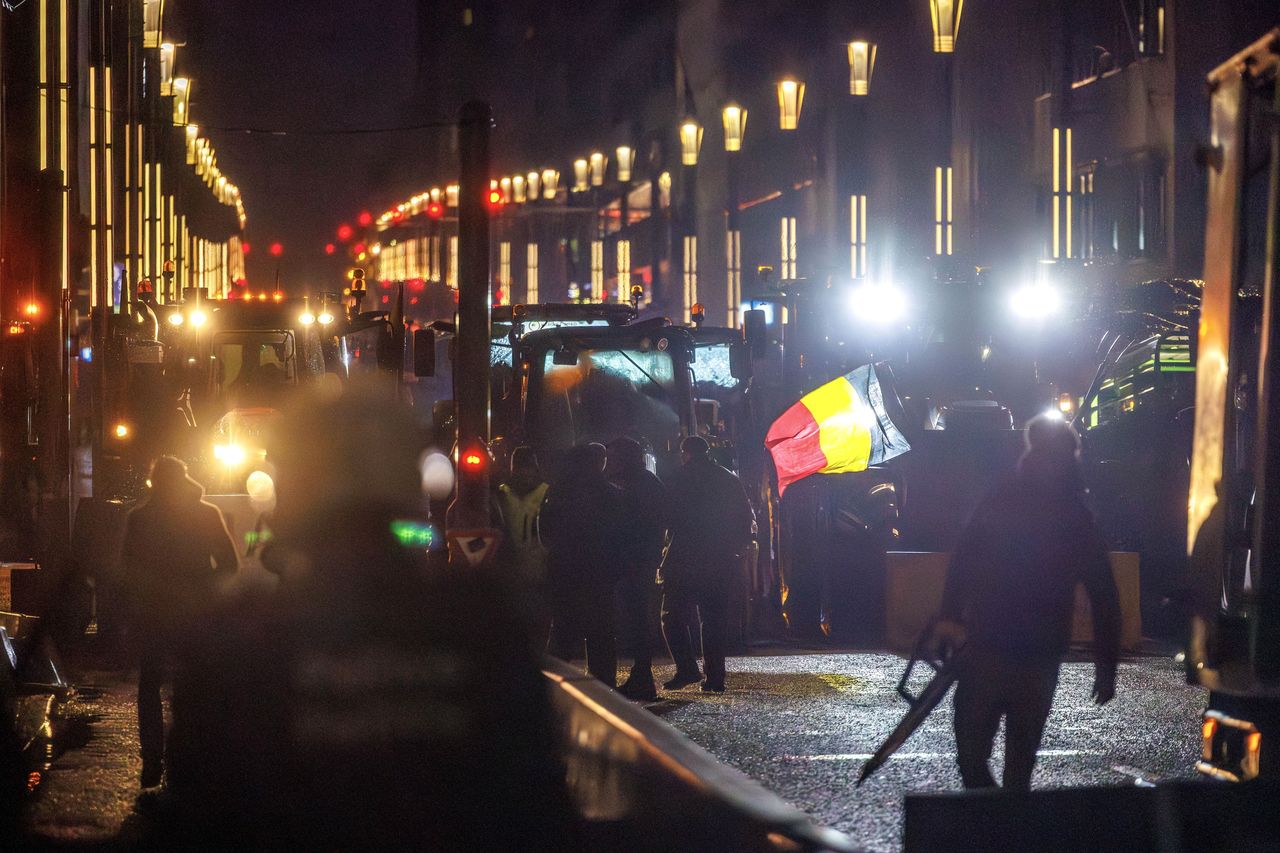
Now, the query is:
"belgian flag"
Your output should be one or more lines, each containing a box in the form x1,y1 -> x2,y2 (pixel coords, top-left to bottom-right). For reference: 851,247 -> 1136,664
765,363 -> 911,494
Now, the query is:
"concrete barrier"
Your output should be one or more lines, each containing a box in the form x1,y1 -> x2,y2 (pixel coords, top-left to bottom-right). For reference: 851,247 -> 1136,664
542,658 -> 858,852
884,551 -> 1142,654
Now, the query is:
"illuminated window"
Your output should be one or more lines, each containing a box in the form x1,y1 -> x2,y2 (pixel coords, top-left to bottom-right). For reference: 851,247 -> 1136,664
1138,0 -> 1164,56
447,235 -> 458,288
780,216 -> 797,279
590,239 -> 604,303
683,235 -> 698,322
526,243 -> 539,303
499,241 -> 511,305
850,194 -> 868,278
726,230 -> 742,326
616,240 -> 631,303
1050,128 -> 1073,260
934,167 -> 953,256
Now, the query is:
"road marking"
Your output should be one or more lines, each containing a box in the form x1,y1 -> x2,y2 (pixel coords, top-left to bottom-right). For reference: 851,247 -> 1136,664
787,749 -> 1103,761
1111,765 -> 1159,787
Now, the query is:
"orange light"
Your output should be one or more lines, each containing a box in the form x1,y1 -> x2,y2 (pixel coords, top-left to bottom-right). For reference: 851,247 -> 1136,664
7,323 -> 25,335
463,453 -> 483,467
1202,717 -> 1218,760
243,291 -> 254,301
26,772 -> 40,792
258,292 -> 268,301
273,291 -> 284,302
23,302 -> 39,317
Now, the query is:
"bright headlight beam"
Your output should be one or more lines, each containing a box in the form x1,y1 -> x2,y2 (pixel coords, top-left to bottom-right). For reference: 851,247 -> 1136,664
849,282 -> 907,324
1010,284 -> 1061,319
213,443 -> 247,466
317,311 -> 335,326
299,311 -> 316,326
189,309 -> 208,327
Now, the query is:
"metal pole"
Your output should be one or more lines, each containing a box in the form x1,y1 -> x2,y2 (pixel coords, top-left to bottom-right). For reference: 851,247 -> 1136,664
448,100 -> 492,532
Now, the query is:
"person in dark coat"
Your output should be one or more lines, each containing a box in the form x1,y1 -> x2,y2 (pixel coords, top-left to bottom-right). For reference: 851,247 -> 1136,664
160,386 -> 578,850
540,443 -> 625,686
661,436 -> 754,693
121,455 -> 238,788
935,413 -> 1121,790
606,437 -> 667,701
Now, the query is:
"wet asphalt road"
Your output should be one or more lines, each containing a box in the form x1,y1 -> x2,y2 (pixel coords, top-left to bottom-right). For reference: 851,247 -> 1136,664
653,652 -> 1206,853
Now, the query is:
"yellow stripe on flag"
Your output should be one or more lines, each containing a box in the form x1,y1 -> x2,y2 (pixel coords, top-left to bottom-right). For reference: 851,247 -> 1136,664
800,375 -> 874,474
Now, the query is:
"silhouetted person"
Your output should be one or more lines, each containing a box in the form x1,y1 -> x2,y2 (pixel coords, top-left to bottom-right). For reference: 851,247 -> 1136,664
661,436 -> 754,693
163,384 -> 577,849
121,456 -> 237,788
541,443 -> 624,686
935,413 -> 1120,790
606,437 -> 666,701
494,446 -> 549,585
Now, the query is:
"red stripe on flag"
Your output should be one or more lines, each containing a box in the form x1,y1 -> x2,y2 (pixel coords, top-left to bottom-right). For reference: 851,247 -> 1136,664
764,399 -> 828,495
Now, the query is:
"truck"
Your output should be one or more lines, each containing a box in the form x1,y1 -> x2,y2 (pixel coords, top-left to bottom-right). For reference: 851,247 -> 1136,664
1185,28 -> 1280,783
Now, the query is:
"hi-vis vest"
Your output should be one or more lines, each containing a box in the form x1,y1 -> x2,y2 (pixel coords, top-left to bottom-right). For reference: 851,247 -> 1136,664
497,482 -> 549,553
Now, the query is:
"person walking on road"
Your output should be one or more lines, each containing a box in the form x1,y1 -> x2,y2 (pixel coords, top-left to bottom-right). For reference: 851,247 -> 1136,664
121,456 -> 238,788
661,436 -> 754,693
934,413 -> 1121,790
606,437 -> 667,701
541,443 -> 625,686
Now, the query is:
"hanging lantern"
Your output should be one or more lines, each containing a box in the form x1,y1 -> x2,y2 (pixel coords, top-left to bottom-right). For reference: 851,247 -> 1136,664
589,151 -> 607,187
848,41 -> 877,95
616,145 -> 636,182
541,169 -> 559,199
930,0 -> 964,53
679,120 -> 703,166
573,158 -> 590,192
777,79 -> 805,130
722,104 -> 747,152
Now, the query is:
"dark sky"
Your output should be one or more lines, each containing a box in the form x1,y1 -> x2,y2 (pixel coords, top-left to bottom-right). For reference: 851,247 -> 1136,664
177,0 -> 441,289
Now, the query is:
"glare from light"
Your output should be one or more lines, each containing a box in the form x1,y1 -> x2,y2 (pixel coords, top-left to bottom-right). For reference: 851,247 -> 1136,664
317,311 -> 335,326
1040,408 -> 1065,421
246,470 -> 277,513
849,282 -> 907,324
189,309 -> 208,327
1010,284 -> 1061,319
1058,393 -> 1075,414
420,450 -> 455,500
213,443 -> 247,467
299,311 -> 316,326
168,312 -> 184,326
114,423 -> 130,439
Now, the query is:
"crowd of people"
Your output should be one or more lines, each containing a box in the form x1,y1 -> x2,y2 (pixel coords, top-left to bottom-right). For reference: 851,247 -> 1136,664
503,434 -> 755,699
107,393 -> 1118,837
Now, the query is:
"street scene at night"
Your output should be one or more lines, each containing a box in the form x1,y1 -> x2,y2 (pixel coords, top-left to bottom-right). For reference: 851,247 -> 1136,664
2,1 -> 1280,851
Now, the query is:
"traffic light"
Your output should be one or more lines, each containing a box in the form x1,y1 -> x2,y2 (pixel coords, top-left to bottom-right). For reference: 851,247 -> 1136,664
486,187 -> 505,214
426,200 -> 444,220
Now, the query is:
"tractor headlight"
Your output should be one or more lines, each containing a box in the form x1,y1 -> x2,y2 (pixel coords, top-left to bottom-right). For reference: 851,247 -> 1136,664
849,282 -> 907,325
213,442 -> 247,467
1010,284 -> 1061,319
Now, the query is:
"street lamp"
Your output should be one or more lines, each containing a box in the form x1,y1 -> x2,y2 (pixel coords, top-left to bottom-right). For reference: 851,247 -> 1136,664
848,41 -> 877,95
171,77 -> 190,126
159,43 -> 176,96
185,125 -> 199,165
616,146 -> 636,182
679,120 -> 703,166
723,103 -> 747,325
722,104 -> 747,152
526,171 -> 541,201
616,145 -> 637,303
513,174 -> 526,204
777,79 -> 805,130
142,0 -> 165,48
541,169 -> 559,200
589,151 -> 606,187
930,0 -> 964,53
573,159 -> 589,192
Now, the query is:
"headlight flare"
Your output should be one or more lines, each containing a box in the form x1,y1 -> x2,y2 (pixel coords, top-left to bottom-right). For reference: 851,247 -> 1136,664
1010,283 -> 1062,319
848,282 -> 908,325
213,442 -> 248,467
